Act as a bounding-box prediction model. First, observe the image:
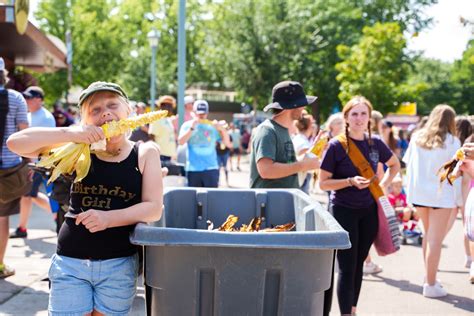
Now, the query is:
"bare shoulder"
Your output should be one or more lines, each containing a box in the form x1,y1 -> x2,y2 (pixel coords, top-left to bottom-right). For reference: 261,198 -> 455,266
136,141 -> 161,173
139,141 -> 161,159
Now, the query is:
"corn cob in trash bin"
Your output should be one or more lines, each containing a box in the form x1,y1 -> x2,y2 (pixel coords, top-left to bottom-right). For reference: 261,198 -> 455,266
37,110 -> 168,183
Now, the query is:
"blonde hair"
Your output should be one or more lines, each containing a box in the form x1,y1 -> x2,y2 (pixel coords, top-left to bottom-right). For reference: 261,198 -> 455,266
326,112 -> 343,133
415,104 -> 456,150
342,96 -> 374,151
80,91 -> 130,125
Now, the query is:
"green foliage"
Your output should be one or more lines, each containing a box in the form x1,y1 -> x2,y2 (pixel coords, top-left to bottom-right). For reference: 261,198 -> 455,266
336,22 -> 413,113
32,0 -> 441,116
404,57 -> 454,115
451,39 -> 474,115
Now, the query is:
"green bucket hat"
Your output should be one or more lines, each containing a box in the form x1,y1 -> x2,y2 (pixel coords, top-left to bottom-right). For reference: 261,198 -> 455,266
78,81 -> 128,107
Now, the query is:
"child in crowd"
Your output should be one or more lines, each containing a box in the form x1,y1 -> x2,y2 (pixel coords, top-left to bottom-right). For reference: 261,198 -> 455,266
388,176 -> 419,236
7,81 -> 163,315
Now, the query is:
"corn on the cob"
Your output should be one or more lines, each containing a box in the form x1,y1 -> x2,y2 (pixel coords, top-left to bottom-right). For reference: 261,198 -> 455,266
37,110 -> 168,183
309,135 -> 329,158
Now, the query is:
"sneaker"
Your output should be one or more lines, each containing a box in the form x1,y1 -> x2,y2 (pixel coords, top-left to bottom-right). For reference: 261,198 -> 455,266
423,283 -> 447,298
363,262 -> 383,274
423,277 -> 442,287
0,264 -> 15,279
9,227 -> 27,239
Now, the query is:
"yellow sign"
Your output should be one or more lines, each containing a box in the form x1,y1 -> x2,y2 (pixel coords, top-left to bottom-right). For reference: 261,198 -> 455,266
396,102 -> 417,115
15,0 -> 29,35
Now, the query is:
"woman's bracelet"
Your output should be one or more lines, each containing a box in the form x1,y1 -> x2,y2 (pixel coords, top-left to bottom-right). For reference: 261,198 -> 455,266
347,177 -> 353,187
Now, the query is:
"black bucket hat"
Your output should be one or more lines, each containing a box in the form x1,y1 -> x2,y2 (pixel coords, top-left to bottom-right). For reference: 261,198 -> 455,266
263,81 -> 317,112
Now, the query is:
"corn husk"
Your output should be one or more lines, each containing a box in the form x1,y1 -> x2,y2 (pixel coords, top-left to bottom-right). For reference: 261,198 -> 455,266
211,215 -> 294,233
309,135 -> 329,158
437,148 -> 465,185
38,110 -> 168,183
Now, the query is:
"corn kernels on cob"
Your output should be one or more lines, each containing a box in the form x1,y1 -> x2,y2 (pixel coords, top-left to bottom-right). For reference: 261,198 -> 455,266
37,110 -> 168,183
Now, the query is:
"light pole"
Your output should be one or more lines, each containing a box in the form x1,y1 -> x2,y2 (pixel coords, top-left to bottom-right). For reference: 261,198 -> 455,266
147,28 -> 160,111
177,0 -> 186,129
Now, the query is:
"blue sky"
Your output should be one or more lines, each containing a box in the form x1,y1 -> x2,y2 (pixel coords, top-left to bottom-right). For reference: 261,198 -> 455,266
29,0 -> 473,62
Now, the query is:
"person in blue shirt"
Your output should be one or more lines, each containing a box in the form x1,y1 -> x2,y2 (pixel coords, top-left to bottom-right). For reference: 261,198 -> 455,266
178,100 -> 231,187
10,86 -> 57,239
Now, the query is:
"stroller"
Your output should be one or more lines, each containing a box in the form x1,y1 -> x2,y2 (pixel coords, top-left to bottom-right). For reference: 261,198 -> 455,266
395,206 -> 423,245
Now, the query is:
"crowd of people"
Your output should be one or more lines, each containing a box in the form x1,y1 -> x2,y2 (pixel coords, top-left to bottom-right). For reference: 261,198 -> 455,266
249,80 -> 474,315
0,56 -> 473,315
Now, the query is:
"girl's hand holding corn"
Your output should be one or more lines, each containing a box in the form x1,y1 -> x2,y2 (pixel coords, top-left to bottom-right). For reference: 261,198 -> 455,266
69,125 -> 105,144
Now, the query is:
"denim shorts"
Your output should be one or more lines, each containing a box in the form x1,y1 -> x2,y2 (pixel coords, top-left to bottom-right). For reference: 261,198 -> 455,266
48,253 -> 139,316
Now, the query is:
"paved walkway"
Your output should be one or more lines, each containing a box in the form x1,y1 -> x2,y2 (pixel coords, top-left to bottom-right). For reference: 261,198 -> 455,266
1,156 -> 473,315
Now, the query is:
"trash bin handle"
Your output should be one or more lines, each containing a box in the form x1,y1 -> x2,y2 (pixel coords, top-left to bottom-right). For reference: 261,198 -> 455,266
197,201 -> 203,220
260,202 -> 266,221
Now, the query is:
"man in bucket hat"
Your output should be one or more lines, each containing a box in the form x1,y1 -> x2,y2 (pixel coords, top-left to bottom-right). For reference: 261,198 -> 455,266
249,81 -> 320,188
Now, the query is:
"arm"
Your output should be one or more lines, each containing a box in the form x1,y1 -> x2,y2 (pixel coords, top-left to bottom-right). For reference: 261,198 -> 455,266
76,142 -> 163,232
379,154 -> 401,193
178,119 -> 198,145
7,125 -> 105,158
319,169 -> 370,191
215,124 -> 232,148
257,156 -> 319,179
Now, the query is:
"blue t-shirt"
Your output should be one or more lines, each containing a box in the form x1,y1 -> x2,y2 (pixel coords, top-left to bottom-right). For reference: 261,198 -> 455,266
179,121 -> 221,172
28,107 -> 56,128
320,134 -> 393,209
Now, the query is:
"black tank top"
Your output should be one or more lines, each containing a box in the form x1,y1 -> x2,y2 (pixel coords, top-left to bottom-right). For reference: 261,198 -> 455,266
57,143 -> 142,260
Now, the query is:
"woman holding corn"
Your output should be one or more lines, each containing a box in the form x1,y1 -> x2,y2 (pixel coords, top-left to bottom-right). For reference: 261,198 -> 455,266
7,82 -> 164,316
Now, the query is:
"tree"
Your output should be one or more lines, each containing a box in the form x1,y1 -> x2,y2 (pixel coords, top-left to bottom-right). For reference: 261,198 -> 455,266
335,22 -> 412,113
404,57 -> 454,115
451,39 -> 474,115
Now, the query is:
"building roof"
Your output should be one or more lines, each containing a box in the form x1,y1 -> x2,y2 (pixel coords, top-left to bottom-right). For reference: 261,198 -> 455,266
0,19 -> 67,72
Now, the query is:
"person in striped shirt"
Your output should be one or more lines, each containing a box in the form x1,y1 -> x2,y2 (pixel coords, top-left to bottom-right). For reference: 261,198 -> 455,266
0,57 -> 29,278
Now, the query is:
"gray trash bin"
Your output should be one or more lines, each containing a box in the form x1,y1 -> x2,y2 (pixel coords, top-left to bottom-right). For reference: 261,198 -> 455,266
130,188 -> 350,316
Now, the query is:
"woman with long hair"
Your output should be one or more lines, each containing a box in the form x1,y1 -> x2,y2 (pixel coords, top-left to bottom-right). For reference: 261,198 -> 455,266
379,119 -> 400,157
319,96 -> 400,315
403,104 -> 461,297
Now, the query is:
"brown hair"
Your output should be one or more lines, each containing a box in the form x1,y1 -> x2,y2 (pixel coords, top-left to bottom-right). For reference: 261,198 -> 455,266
295,114 -> 313,133
456,116 -> 473,145
371,110 -> 383,135
415,104 -> 456,150
380,119 -> 398,151
342,96 -> 374,152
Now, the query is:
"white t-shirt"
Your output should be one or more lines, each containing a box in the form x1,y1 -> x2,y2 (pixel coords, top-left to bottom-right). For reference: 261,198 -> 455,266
292,133 -> 312,186
402,132 -> 461,208
292,133 -> 311,155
